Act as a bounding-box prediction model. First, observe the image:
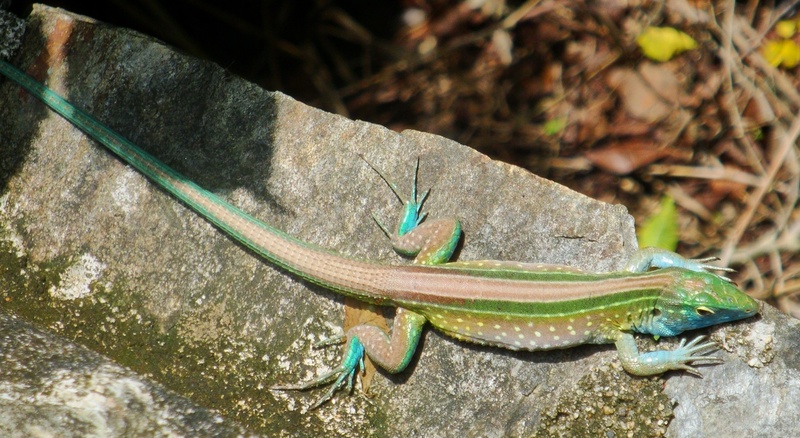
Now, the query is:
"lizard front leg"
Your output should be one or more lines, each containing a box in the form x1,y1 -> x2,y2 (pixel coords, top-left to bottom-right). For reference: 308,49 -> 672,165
367,157 -> 462,266
613,332 -> 720,376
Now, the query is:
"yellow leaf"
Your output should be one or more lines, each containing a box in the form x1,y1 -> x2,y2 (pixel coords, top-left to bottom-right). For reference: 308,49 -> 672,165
775,20 -> 797,39
636,26 -> 698,62
762,39 -> 800,69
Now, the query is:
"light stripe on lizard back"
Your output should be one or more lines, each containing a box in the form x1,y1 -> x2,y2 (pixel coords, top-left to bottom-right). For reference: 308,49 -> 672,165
382,265 -> 674,309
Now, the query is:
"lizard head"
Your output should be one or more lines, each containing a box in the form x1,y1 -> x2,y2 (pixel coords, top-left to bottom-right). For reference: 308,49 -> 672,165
646,269 -> 759,337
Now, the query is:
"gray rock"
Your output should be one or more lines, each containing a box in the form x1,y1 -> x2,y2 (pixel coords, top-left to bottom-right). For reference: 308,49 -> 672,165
0,311 -> 255,437
0,9 -> 24,60
0,5 -> 790,437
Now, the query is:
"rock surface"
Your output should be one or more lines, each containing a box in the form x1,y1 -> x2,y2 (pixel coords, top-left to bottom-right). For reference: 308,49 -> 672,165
0,311 -> 255,437
0,5 -> 793,437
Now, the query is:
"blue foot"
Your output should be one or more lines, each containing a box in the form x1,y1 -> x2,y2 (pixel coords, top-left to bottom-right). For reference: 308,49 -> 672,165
272,336 -> 366,409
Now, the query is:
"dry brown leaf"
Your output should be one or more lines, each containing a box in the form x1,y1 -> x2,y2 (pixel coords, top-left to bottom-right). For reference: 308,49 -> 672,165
605,112 -> 653,137
606,67 -> 673,122
638,62 -> 683,105
742,89 -> 777,127
584,140 -> 676,174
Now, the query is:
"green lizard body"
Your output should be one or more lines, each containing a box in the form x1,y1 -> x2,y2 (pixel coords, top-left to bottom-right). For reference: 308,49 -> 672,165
0,60 -> 759,408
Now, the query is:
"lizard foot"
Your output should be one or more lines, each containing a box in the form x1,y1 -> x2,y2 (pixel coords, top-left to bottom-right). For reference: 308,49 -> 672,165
661,335 -> 722,377
616,333 -> 722,376
271,336 -> 365,410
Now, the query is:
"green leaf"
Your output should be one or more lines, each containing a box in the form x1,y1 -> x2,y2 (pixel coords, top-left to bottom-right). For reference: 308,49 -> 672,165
637,196 -> 679,251
543,117 -> 567,136
636,26 -> 698,62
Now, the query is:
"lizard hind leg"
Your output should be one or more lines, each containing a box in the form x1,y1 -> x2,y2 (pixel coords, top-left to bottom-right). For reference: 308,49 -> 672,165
272,308 -> 427,409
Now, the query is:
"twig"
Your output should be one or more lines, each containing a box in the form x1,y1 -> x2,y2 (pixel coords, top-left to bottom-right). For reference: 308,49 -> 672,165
721,116 -> 800,265
715,1 -> 767,175
647,164 -> 761,186
666,184 -> 712,221
729,218 -> 800,264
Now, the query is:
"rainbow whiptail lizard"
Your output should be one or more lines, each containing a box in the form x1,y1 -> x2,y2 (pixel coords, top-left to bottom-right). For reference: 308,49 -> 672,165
0,59 -> 759,409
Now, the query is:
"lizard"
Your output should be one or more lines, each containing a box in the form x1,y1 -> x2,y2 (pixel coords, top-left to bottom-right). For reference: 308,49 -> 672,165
0,59 -> 759,409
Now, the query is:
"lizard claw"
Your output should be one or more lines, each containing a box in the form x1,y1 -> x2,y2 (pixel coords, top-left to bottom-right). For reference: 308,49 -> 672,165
680,256 -> 735,282
626,248 -> 737,283
667,336 -> 722,377
271,336 -> 365,410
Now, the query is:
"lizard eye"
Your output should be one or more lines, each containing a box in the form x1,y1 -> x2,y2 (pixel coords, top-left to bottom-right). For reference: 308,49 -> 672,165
696,306 -> 715,316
